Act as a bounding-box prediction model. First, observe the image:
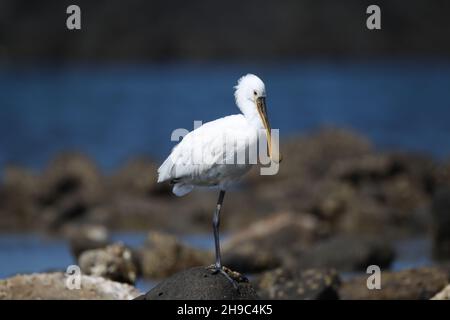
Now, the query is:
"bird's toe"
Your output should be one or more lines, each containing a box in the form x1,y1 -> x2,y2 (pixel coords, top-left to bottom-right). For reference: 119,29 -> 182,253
205,265 -> 240,290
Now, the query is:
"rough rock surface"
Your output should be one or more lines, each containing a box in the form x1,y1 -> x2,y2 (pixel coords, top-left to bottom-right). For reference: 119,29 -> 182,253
339,267 -> 449,300
136,266 -> 259,300
256,268 -> 340,300
431,284 -> 450,300
137,231 -> 212,279
0,272 -> 141,300
79,243 -> 138,284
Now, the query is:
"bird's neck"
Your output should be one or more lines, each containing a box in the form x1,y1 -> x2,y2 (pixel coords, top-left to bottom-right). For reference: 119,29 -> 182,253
237,99 -> 264,130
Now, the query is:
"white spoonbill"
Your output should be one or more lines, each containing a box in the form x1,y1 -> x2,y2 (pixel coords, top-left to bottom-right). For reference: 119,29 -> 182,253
157,74 -> 280,285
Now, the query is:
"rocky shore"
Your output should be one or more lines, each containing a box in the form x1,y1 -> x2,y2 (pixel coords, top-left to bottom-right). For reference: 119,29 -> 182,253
1,128 -> 450,300
1,128 -> 446,237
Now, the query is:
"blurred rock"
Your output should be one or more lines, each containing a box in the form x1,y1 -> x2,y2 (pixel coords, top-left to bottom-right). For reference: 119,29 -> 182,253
223,212 -> 324,273
79,243 -> 138,285
431,284 -> 450,300
330,154 -> 404,183
245,129 -> 435,237
274,128 -> 373,183
0,166 -> 40,230
330,153 -> 435,189
224,215 -> 394,273
340,267 -> 449,300
324,153 -> 433,235
297,235 -> 395,272
37,153 -> 104,230
242,129 -> 373,222
223,249 -> 279,275
39,153 -> 103,204
0,273 -> 141,300
307,180 -> 391,234
137,231 -> 212,279
66,224 -> 110,258
431,187 -> 450,261
109,157 -> 167,196
2,166 -> 40,194
136,266 -> 258,300
256,268 -> 340,300
103,188 -> 217,233
436,160 -> 450,186
0,128 -> 440,237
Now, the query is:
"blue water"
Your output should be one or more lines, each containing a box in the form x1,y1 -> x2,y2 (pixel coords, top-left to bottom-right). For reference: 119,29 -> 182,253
0,61 -> 449,172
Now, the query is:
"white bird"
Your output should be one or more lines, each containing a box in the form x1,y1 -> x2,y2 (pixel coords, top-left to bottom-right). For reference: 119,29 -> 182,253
157,74 -> 280,285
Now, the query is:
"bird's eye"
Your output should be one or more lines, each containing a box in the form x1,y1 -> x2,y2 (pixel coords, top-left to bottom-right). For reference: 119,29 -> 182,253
253,91 -> 257,96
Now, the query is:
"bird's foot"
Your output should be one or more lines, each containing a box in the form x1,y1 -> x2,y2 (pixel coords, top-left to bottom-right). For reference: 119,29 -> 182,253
206,264 -> 240,291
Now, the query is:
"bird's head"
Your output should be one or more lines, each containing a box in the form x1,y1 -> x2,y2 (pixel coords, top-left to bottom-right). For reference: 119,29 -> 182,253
234,74 -> 282,164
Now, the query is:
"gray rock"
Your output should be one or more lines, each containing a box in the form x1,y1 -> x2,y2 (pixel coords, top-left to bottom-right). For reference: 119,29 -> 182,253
223,218 -> 395,274
109,157 -> 167,195
137,231 -> 212,279
0,272 -> 141,300
297,235 -> 395,272
78,243 -> 138,285
0,166 -> 41,231
256,268 -> 340,300
136,266 -> 259,300
222,212 -> 323,273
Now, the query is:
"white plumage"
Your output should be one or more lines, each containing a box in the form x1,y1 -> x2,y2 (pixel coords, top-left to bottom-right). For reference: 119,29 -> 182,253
157,74 -> 279,281
157,74 -> 275,196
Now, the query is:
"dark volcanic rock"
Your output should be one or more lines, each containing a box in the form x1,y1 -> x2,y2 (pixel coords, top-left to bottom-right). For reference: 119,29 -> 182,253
431,187 -> 450,261
256,268 -> 340,300
136,267 -> 259,300
78,243 -> 138,285
339,267 -> 449,300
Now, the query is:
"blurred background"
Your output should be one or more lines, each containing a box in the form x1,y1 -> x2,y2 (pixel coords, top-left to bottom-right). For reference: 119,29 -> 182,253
0,0 -> 450,299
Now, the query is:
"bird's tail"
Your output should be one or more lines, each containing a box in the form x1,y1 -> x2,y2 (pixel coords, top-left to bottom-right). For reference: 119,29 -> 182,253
157,158 -> 193,196
172,182 -> 194,197
157,157 -> 173,183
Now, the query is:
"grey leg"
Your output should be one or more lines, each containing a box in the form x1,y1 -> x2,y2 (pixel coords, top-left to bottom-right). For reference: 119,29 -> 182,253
210,190 -> 238,290
213,190 -> 225,269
